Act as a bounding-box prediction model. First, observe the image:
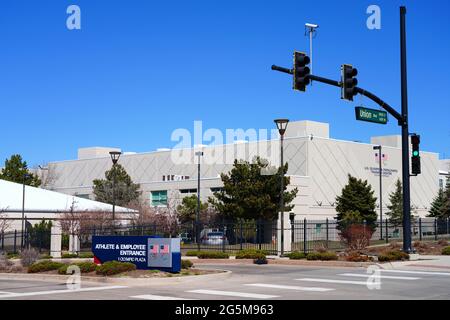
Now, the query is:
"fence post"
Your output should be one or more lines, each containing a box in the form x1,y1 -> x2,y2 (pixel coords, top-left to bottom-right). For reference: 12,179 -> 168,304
258,219 -> 262,251
385,219 -> 389,244
240,221 -> 243,251
1,231 -> 3,251
326,218 -> 329,249
13,230 -> 17,254
38,230 -> 42,253
303,218 -> 307,255
222,225 -> 226,253
434,219 -> 438,241
447,218 -> 449,237
419,218 -> 422,241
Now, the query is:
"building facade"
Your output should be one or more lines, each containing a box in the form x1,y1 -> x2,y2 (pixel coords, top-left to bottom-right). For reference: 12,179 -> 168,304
45,120 -> 444,220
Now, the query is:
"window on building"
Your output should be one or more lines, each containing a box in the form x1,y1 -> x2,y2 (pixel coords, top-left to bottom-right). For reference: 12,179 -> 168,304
151,190 -> 168,206
76,194 -> 90,199
210,187 -> 224,193
180,189 -> 197,194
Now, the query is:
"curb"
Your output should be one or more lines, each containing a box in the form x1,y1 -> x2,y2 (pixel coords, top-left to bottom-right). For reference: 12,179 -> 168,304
0,269 -> 232,286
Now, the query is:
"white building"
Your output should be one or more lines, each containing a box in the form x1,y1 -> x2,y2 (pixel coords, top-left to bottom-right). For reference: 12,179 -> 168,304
45,120 -> 445,220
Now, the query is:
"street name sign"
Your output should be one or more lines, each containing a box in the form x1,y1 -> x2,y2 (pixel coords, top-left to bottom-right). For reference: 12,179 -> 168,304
355,106 -> 388,124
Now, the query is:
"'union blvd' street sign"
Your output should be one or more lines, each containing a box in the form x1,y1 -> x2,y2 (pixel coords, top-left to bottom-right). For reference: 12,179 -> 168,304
355,106 -> 388,124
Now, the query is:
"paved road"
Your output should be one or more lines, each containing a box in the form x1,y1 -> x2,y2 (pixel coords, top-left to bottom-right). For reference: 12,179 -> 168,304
1,264 -> 449,300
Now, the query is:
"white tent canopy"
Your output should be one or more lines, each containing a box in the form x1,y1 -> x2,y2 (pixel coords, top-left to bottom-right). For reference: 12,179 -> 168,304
0,179 -> 135,229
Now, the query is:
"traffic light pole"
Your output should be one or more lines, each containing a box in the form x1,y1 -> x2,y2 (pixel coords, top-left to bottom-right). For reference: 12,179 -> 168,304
400,6 -> 412,253
271,8 -> 413,253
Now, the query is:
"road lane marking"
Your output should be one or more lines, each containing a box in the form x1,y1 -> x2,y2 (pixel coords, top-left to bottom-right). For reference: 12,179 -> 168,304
245,283 -> 334,292
131,294 -> 195,300
0,285 -> 127,299
187,289 -> 279,299
339,273 -> 420,280
296,278 -> 381,286
379,269 -> 450,276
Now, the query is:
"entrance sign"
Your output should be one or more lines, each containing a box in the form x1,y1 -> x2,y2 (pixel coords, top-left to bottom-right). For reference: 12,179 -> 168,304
92,236 -> 181,272
355,106 -> 388,124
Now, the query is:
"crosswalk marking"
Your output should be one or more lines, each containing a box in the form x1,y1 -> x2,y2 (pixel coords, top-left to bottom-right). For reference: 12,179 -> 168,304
296,278 -> 380,286
379,269 -> 450,276
0,285 -> 127,299
245,283 -> 334,292
339,273 -> 420,280
131,294 -> 195,300
187,289 -> 279,299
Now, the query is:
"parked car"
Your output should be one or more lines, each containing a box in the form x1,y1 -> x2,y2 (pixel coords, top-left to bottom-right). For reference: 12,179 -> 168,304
201,231 -> 229,246
179,232 -> 193,244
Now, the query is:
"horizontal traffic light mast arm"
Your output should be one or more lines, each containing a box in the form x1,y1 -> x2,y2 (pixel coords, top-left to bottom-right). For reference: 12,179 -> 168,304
307,74 -> 403,125
354,87 -> 403,124
271,65 -> 293,75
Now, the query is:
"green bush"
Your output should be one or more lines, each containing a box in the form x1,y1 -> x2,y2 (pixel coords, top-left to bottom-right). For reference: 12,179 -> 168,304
95,261 -> 136,276
185,251 -> 201,257
181,259 -> 193,269
378,250 -> 410,262
285,251 -> 306,260
235,249 -> 268,259
306,252 -> 338,261
197,251 -> 229,259
40,254 -> 53,260
78,252 -> 94,259
62,253 -> 79,259
442,246 -> 450,255
28,261 -> 65,273
58,262 -> 97,275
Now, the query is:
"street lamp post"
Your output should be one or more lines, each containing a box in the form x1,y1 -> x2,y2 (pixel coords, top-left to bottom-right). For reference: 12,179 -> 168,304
109,151 -> 122,231
21,173 -> 30,249
195,151 -> 204,250
373,145 -> 383,240
274,119 -> 289,256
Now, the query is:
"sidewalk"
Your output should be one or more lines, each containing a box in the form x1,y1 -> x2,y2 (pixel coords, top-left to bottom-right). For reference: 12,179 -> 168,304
382,255 -> 450,271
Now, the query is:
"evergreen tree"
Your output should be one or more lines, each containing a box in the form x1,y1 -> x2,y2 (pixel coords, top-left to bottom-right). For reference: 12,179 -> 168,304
209,157 -> 298,221
386,179 -> 417,227
0,154 -> 41,187
93,164 -> 140,207
335,175 -> 377,231
177,194 -> 208,224
428,188 -> 447,218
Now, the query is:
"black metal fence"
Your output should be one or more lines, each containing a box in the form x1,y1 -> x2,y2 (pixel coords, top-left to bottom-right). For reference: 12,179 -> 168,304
2,217 -> 449,255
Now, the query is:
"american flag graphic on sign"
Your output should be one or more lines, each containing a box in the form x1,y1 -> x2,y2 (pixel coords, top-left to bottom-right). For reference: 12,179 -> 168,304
160,244 -> 169,254
150,244 -> 159,254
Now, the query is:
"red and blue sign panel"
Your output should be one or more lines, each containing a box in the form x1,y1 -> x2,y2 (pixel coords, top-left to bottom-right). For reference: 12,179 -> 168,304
92,236 -> 181,273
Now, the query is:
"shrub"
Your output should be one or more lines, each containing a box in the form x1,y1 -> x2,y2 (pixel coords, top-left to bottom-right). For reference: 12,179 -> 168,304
62,253 -> 79,259
378,250 -> 409,262
185,251 -> 200,257
0,253 -> 13,271
197,251 -> 229,259
345,251 -> 373,262
235,249 -> 268,259
58,262 -> 97,275
253,257 -> 268,265
78,252 -> 94,259
438,239 -> 449,246
20,249 -> 40,267
40,254 -> 53,260
181,259 -> 193,269
28,261 -> 65,273
306,252 -> 338,261
442,246 -> 450,255
340,223 -> 374,251
95,261 -> 136,276
285,251 -> 306,260
7,253 -> 19,259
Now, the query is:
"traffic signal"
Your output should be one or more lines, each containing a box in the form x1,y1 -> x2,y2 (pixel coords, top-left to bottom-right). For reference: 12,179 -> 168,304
341,64 -> 358,101
411,134 -> 421,175
293,51 -> 310,92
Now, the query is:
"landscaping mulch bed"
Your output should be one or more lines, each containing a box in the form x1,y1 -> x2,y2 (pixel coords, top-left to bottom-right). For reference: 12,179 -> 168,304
366,240 -> 449,256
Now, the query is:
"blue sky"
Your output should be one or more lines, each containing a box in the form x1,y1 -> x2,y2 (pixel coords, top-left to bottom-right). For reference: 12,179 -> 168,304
0,0 -> 449,166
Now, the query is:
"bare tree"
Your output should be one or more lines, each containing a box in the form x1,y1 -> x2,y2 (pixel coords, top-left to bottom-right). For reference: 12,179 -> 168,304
33,163 -> 59,190
0,210 -> 12,234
